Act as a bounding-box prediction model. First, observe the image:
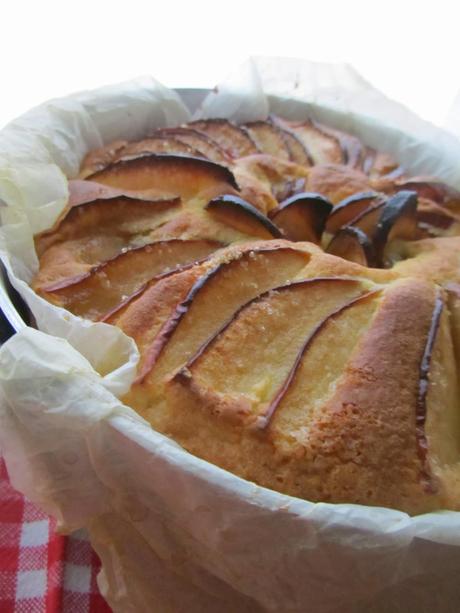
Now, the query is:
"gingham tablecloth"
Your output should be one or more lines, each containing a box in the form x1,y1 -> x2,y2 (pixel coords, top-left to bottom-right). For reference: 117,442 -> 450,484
0,458 -> 112,612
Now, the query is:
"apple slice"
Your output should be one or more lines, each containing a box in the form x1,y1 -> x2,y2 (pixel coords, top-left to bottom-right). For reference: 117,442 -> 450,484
130,244 -> 312,394
35,194 -> 181,258
87,153 -> 239,199
325,191 -> 383,233
242,121 -> 291,160
415,198 -> 460,238
315,278 -> 442,504
336,191 -> 417,269
348,200 -> 386,236
392,178 -> 460,212
79,140 -> 128,178
418,209 -> 456,232
154,127 -> 231,165
113,265 -> 207,376
362,148 -> 376,175
422,286 -> 460,506
186,119 -> 258,158
339,133 -> 365,169
67,179 -> 178,209
416,290 -> 444,487
326,226 -> 376,267
169,278 -> 367,426
281,130 -> 312,166
285,119 -> 344,165
268,118 -> 312,166
314,123 -> 365,168
260,289 -> 381,430
69,180 -> 138,207
34,194 -> 181,291
40,239 -> 221,320
268,192 -> 332,243
205,194 -> 283,239
114,136 -> 202,161
363,148 -> 402,178
373,190 -> 418,264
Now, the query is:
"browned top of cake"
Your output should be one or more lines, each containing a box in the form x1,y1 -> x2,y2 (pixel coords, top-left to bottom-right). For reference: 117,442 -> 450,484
32,116 -> 460,515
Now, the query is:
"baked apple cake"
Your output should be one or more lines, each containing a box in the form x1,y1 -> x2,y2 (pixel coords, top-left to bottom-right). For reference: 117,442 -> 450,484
32,116 -> 460,515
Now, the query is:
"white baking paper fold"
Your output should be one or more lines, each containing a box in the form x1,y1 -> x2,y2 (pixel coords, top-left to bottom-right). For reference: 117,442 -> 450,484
445,88 -> 460,142
1,58 -> 460,612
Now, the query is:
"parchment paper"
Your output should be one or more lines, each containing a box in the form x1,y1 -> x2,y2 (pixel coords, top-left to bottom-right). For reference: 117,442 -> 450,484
445,87 -> 460,142
1,58 -> 460,612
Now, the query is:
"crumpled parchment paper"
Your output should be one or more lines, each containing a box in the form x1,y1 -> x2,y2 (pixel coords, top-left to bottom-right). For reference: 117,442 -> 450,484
1,58 -> 460,612
445,87 -> 460,142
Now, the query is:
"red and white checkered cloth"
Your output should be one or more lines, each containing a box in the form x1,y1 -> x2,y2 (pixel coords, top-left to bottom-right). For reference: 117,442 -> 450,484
0,458 -> 112,612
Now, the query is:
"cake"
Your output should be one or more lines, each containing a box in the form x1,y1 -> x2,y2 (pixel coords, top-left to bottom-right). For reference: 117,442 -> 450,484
31,116 -> 460,515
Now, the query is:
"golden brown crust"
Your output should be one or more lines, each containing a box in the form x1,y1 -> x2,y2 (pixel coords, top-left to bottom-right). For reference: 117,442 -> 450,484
307,164 -> 372,204
392,237 -> 460,286
160,278 -> 453,514
286,278 -> 436,511
234,154 -> 309,207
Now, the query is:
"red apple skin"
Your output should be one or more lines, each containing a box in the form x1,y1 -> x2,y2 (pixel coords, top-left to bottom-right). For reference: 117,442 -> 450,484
415,290 -> 443,492
206,194 -> 283,239
326,191 -> 383,233
187,119 -> 259,158
40,239 -> 222,293
88,152 -> 240,192
394,178 -> 460,210
326,226 -> 377,267
269,192 -> 332,243
347,201 -> 386,236
373,190 -> 418,264
154,127 -> 231,165
68,179 -> 177,207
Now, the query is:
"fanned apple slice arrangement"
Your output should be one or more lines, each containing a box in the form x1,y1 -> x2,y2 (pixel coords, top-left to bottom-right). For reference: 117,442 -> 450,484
121,243 -> 459,515
76,116 -> 460,260
32,115 -> 460,514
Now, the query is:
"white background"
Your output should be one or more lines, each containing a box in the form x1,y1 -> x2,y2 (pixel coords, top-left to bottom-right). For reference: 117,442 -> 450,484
1,0 -> 459,129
